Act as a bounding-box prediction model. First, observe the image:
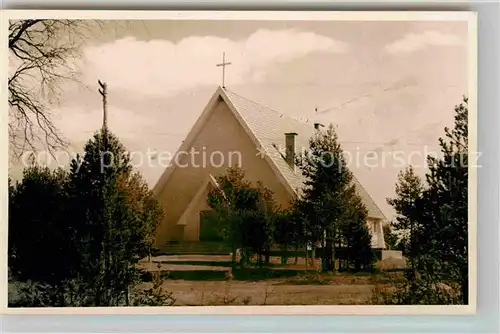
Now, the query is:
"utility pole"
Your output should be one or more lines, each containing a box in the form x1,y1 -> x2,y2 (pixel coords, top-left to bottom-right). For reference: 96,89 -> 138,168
98,79 -> 109,304
97,79 -> 109,168
98,80 -> 108,131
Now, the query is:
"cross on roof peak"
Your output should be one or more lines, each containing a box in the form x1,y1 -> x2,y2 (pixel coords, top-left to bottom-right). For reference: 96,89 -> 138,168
216,52 -> 232,88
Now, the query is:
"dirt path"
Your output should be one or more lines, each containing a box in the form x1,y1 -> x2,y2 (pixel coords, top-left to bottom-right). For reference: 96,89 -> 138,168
157,280 -> 375,306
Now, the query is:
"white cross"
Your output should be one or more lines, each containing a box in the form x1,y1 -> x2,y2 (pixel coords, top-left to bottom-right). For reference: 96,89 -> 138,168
216,52 -> 232,88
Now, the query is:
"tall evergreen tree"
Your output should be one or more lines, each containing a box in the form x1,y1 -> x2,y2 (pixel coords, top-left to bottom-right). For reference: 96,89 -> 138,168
339,185 -> 373,271
381,97 -> 469,305
65,130 -> 163,306
296,124 -> 373,272
386,166 -> 424,269
416,97 -> 469,304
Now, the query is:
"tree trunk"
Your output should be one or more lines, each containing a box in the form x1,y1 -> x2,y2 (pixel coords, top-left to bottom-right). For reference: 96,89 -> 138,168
304,244 -> 308,270
281,244 -> 288,265
325,237 -> 333,272
240,248 -> 247,269
337,239 -> 342,271
331,245 -> 336,273
461,275 -> 469,304
346,240 -> 351,271
265,245 -> 270,264
311,246 -> 315,266
410,220 -> 415,271
231,243 -> 237,269
331,229 -> 337,273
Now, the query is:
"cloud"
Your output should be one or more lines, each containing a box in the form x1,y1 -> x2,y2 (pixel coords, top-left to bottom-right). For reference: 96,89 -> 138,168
385,30 -> 463,55
82,29 -> 348,97
54,104 -> 157,144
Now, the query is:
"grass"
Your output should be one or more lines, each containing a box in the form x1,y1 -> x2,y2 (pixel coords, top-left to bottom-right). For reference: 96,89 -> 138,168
278,270 -> 395,286
232,268 -> 312,281
158,259 -> 297,268
162,270 -> 228,281
280,276 -> 331,285
141,268 -> 318,282
159,260 -> 234,267
143,267 -> 391,283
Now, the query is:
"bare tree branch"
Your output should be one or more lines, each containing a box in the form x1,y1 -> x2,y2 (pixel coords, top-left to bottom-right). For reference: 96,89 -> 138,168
8,19 -> 101,159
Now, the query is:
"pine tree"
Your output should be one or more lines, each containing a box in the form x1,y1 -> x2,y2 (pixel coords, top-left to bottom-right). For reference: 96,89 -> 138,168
340,185 -> 373,271
66,130 -> 163,306
380,97 -> 469,305
387,166 -> 424,268
8,130 -> 165,307
416,97 -> 469,304
296,124 -> 373,272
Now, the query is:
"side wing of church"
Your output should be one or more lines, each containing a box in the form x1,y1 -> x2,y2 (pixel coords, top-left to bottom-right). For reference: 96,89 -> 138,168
152,86 -> 386,252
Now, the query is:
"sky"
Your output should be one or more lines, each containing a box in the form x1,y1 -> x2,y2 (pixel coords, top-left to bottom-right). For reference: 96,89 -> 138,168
9,19 -> 470,219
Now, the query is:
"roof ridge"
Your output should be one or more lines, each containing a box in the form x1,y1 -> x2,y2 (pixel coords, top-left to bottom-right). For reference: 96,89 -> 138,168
223,88 -> 313,127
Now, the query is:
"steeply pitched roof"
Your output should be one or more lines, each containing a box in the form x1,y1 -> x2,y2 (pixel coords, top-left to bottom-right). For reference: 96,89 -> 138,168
153,86 -> 387,221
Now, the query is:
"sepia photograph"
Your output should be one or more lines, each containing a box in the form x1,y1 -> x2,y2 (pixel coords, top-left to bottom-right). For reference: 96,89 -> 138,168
3,11 -> 476,311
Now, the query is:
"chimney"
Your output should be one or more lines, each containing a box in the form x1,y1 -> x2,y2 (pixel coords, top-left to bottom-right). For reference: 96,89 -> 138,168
314,122 -> 324,130
285,132 -> 298,170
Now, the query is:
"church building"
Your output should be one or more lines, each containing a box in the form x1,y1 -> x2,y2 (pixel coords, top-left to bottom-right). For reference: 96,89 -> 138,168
152,86 -> 386,253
